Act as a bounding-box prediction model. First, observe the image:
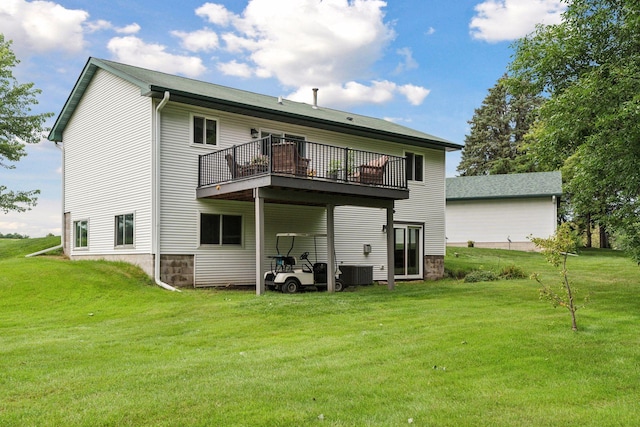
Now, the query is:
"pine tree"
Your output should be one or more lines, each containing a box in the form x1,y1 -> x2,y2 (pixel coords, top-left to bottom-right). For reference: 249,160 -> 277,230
457,75 -> 542,176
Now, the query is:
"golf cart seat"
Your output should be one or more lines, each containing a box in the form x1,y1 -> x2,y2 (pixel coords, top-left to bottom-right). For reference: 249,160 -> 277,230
313,262 -> 328,283
270,254 -> 296,272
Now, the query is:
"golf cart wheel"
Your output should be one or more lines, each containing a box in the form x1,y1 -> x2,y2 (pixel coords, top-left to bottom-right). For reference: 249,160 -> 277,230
335,279 -> 345,292
282,278 -> 300,293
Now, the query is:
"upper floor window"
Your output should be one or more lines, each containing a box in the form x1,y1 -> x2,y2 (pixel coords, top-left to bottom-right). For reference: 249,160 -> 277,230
74,220 -> 88,249
200,213 -> 242,245
193,115 -> 218,146
115,213 -> 134,247
406,152 -> 424,182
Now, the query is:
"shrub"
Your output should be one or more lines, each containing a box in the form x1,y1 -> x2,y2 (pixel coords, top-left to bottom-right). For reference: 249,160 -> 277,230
445,267 -> 469,279
464,270 -> 499,283
499,264 -> 526,279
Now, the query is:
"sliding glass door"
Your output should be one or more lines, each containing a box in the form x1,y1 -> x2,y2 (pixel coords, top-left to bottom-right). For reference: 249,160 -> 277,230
394,224 -> 423,279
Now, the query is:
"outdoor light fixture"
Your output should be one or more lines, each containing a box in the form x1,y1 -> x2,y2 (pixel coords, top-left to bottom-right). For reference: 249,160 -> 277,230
382,224 -> 387,233
250,128 -> 259,138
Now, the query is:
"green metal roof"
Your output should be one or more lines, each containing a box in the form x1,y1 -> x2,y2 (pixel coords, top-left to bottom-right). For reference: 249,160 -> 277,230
49,57 -> 462,152
446,171 -> 562,201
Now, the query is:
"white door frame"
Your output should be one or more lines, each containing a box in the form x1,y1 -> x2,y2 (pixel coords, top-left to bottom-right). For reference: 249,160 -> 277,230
393,222 -> 423,280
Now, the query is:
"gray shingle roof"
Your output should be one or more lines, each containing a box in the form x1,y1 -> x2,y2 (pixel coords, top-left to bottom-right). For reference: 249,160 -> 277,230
49,57 -> 462,152
446,171 -> 562,200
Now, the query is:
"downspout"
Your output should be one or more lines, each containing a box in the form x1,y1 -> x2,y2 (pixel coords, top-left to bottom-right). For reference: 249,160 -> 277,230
54,142 -> 65,253
154,91 -> 180,292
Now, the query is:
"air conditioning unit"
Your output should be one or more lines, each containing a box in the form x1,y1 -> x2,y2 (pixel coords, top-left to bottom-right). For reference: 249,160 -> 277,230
339,265 -> 373,286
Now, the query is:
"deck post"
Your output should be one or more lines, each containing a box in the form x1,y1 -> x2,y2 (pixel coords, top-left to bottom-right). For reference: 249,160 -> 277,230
327,204 -> 336,292
386,202 -> 395,290
255,188 -> 265,295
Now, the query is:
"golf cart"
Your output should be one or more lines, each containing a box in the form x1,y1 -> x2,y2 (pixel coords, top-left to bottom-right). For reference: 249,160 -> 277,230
264,233 -> 346,293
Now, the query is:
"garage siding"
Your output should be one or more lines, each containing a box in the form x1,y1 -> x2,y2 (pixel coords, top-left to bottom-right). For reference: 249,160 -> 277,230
446,197 -> 557,245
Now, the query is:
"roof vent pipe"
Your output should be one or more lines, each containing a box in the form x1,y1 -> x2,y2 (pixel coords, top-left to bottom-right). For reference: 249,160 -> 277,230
312,88 -> 318,109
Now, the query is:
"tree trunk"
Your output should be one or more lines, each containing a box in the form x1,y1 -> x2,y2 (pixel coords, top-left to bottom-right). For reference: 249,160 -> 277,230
563,254 -> 578,332
585,213 -> 592,248
599,224 -> 610,249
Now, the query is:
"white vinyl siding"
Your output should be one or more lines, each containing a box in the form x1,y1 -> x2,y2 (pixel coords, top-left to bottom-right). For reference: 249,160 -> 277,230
158,104 -> 329,286
334,206 -> 388,280
333,150 -> 446,280
396,149 -> 446,256
446,197 -> 557,244
63,69 -> 153,256
157,103 -> 447,285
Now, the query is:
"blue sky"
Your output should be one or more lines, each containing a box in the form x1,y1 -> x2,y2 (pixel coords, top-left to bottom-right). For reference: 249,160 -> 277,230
0,0 -> 565,237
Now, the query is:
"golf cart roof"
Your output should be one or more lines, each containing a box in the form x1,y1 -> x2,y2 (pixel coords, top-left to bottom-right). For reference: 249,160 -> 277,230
276,233 -> 327,238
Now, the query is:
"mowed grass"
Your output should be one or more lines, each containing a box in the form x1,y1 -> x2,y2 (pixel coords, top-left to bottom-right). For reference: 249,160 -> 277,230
1,237 -> 639,426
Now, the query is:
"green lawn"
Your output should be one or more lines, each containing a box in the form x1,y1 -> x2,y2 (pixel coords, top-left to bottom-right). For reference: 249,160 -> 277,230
1,237 -> 638,426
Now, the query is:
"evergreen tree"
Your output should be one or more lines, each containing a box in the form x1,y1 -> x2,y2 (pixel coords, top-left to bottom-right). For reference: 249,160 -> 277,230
510,0 -> 639,255
457,75 -> 542,176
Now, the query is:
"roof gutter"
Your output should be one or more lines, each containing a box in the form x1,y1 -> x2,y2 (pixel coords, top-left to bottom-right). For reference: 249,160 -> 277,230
153,91 -> 180,292
146,87 -> 462,152
446,193 -> 563,202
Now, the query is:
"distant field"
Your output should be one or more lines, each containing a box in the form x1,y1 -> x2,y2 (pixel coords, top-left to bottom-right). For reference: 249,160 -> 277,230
1,238 -> 638,426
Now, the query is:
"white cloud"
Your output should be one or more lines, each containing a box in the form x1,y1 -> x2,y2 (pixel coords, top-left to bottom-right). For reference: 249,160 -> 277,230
171,28 -> 219,52
217,60 -> 253,78
86,20 -> 140,34
0,198 -> 61,237
398,84 -> 430,106
470,0 -> 566,42
383,117 -> 412,123
116,23 -> 141,34
0,0 -> 88,54
287,80 -> 429,109
86,19 -> 113,33
187,0 -> 428,107
196,2 -> 234,26
394,47 -> 418,74
107,36 -> 206,78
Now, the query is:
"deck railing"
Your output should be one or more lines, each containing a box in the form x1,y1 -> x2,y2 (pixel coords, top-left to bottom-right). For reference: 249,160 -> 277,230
198,136 -> 407,190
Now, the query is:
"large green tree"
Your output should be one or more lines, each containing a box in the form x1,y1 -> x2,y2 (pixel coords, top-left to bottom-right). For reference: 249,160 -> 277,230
457,75 -> 543,176
510,0 -> 640,256
0,34 -> 53,213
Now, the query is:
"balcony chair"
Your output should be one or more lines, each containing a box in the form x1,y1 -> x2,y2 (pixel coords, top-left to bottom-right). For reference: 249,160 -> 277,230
352,155 -> 389,185
271,141 -> 310,176
225,154 -> 253,178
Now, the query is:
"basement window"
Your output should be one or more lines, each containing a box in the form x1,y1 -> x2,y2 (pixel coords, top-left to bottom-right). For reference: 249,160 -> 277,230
74,220 -> 88,249
115,213 -> 134,247
200,213 -> 242,245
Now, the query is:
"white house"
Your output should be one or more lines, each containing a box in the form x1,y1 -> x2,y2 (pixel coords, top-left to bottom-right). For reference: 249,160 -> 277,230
48,58 -> 461,293
446,172 -> 562,250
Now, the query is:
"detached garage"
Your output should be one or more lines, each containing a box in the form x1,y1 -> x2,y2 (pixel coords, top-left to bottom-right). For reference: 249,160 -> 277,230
446,172 -> 562,251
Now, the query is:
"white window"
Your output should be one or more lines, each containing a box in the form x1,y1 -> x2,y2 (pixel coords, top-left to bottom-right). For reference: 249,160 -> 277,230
406,152 -> 424,182
200,213 -> 242,245
192,114 -> 218,146
74,220 -> 88,249
115,213 -> 134,247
